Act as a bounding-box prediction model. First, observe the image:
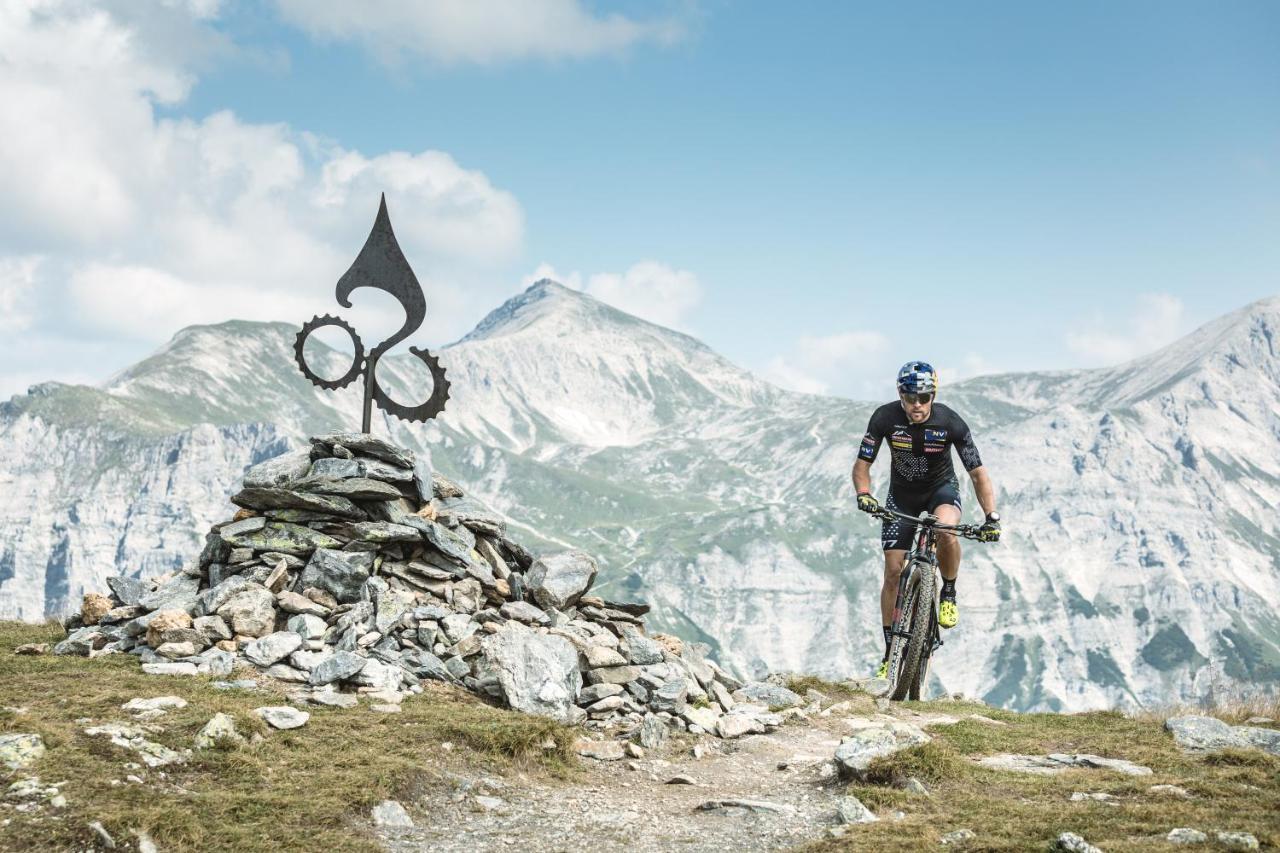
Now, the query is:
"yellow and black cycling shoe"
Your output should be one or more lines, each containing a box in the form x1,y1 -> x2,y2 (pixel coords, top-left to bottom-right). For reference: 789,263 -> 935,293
939,598 -> 959,629
875,659 -> 889,679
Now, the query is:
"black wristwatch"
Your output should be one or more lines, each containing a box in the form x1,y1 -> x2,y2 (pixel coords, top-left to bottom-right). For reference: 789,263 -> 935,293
985,512 -> 1001,524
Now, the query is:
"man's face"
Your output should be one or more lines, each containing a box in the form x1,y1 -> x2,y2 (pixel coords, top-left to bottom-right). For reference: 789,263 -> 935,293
900,392 -> 933,423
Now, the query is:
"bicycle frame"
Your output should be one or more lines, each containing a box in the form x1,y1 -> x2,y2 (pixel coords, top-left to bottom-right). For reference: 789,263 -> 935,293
875,507 -> 983,700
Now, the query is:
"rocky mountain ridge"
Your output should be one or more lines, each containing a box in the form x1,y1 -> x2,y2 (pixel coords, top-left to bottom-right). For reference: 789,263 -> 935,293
1,281 -> 1278,712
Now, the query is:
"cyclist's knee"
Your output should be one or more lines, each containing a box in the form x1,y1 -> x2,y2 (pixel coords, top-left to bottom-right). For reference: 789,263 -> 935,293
883,550 -> 907,579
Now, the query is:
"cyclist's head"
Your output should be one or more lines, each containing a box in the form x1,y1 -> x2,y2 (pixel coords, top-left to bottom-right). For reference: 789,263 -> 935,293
896,361 -> 937,397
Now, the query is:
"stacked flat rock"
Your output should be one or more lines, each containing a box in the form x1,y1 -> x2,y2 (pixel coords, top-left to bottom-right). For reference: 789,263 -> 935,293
57,434 -> 760,739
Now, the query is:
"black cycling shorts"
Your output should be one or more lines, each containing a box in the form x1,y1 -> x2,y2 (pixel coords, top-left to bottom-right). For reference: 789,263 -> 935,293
881,480 -> 962,551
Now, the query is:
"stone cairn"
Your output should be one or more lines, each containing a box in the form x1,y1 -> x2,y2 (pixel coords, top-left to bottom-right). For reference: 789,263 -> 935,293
57,433 -> 783,741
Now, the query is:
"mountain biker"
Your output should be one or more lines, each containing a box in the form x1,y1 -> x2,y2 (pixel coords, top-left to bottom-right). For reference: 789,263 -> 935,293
851,361 -> 1001,679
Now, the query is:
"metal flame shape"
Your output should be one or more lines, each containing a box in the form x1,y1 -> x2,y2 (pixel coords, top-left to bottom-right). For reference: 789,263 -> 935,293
293,194 -> 450,432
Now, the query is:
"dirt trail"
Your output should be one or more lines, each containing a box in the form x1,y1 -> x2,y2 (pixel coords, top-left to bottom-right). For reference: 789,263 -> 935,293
377,711 -> 865,852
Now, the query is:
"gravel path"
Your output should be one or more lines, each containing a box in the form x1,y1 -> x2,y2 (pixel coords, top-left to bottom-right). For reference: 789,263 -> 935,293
378,714 -> 855,852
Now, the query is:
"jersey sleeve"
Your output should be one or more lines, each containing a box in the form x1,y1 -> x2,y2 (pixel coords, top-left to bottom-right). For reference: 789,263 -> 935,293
857,408 -> 887,463
952,414 -> 984,471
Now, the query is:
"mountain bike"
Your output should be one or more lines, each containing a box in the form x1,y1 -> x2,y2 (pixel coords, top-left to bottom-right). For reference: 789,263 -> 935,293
870,507 -> 986,701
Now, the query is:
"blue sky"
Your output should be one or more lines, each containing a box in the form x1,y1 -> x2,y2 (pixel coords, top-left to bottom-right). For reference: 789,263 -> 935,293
1,1 -> 1277,400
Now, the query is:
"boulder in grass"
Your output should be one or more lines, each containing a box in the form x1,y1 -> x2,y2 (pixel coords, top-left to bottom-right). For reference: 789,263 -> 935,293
478,628 -> 581,723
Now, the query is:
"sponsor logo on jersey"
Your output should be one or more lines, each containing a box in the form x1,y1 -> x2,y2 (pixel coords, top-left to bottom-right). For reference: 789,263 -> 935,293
925,428 -> 948,442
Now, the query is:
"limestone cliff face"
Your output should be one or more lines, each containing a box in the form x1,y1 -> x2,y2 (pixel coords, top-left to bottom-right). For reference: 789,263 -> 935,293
2,282 -> 1278,712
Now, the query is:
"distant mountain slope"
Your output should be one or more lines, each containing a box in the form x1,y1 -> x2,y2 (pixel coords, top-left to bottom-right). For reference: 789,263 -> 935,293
2,281 -> 1277,711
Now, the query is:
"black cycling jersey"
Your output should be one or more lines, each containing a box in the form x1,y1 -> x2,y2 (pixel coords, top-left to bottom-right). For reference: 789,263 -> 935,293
857,401 -> 983,495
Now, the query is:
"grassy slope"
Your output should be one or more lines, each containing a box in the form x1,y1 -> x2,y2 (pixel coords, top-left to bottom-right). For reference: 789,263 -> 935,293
811,702 -> 1280,851
0,622 -> 574,853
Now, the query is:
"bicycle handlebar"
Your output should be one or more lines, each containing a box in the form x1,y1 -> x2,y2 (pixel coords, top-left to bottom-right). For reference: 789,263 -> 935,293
869,506 -> 986,540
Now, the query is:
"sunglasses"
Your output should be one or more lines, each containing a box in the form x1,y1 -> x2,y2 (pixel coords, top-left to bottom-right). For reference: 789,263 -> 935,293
902,393 -> 933,405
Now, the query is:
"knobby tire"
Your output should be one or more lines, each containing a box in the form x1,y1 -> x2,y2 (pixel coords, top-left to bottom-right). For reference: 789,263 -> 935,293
888,559 -> 936,701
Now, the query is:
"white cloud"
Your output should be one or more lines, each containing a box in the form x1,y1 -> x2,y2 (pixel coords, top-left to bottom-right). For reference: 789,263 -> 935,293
0,0 -> 525,376
273,0 -> 686,66
763,330 -> 891,398
1066,292 -> 1185,366
0,256 -> 42,333
524,261 -> 703,330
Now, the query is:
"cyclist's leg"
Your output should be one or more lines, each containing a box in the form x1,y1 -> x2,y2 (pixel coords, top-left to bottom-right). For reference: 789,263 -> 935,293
878,490 -> 916,672
928,480 -> 963,581
929,480 -> 963,628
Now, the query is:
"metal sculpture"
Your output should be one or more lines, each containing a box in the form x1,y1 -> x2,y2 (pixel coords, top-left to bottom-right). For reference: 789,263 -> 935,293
294,194 -> 450,433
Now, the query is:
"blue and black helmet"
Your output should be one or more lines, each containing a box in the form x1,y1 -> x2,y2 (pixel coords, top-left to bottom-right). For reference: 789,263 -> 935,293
896,361 -> 937,395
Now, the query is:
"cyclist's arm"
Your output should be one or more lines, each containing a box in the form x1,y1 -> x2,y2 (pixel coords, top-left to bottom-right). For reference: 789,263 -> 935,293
852,458 -> 873,495
853,408 -> 886,495
967,465 -> 998,517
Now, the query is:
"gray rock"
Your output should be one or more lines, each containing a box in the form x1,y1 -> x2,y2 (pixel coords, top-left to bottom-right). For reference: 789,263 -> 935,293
834,719 -> 931,780
122,696 -> 188,714
579,683 -> 625,705
835,795 -> 878,824
696,799 -> 796,815
197,575 -> 252,616
977,753 -> 1151,776
372,799 -> 414,828
1148,784 -> 1191,797
445,656 -> 472,680
232,487 -> 363,519
401,649 -> 453,682
243,631 -> 303,667
253,706 -> 310,730
580,645 -> 627,668
216,584 -> 277,637
264,664 -> 310,682
417,518 -> 474,566
1055,832 -> 1103,853
478,628 -> 582,723
621,628 -> 664,665
500,601 -> 550,625
310,457 -> 362,480
83,722 -> 185,767
106,576 -> 152,607
142,662 -> 199,676
197,648 -> 235,676
53,626 -> 103,656
636,715 -> 668,750
574,739 -> 625,760
276,590 -> 327,617
300,477 -> 403,501
716,713 -> 763,739
441,614 -> 478,644
650,678 -> 689,713
526,551 -> 598,610
286,613 -> 327,640
349,657 -> 403,691
362,458 -> 414,483
309,650 -> 367,685
242,448 -> 312,489
312,433 -> 414,468
195,713 -> 243,749
1215,832 -> 1259,850
0,734 -> 45,770
349,522 -> 422,543
941,829 -> 976,846
1166,828 -> 1207,844
732,681 -> 803,709
222,521 -> 342,556
301,549 -> 375,604
1163,715 -> 1279,757
289,650 -> 328,671
585,665 -> 641,686
193,615 -> 232,642
138,574 -> 201,613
